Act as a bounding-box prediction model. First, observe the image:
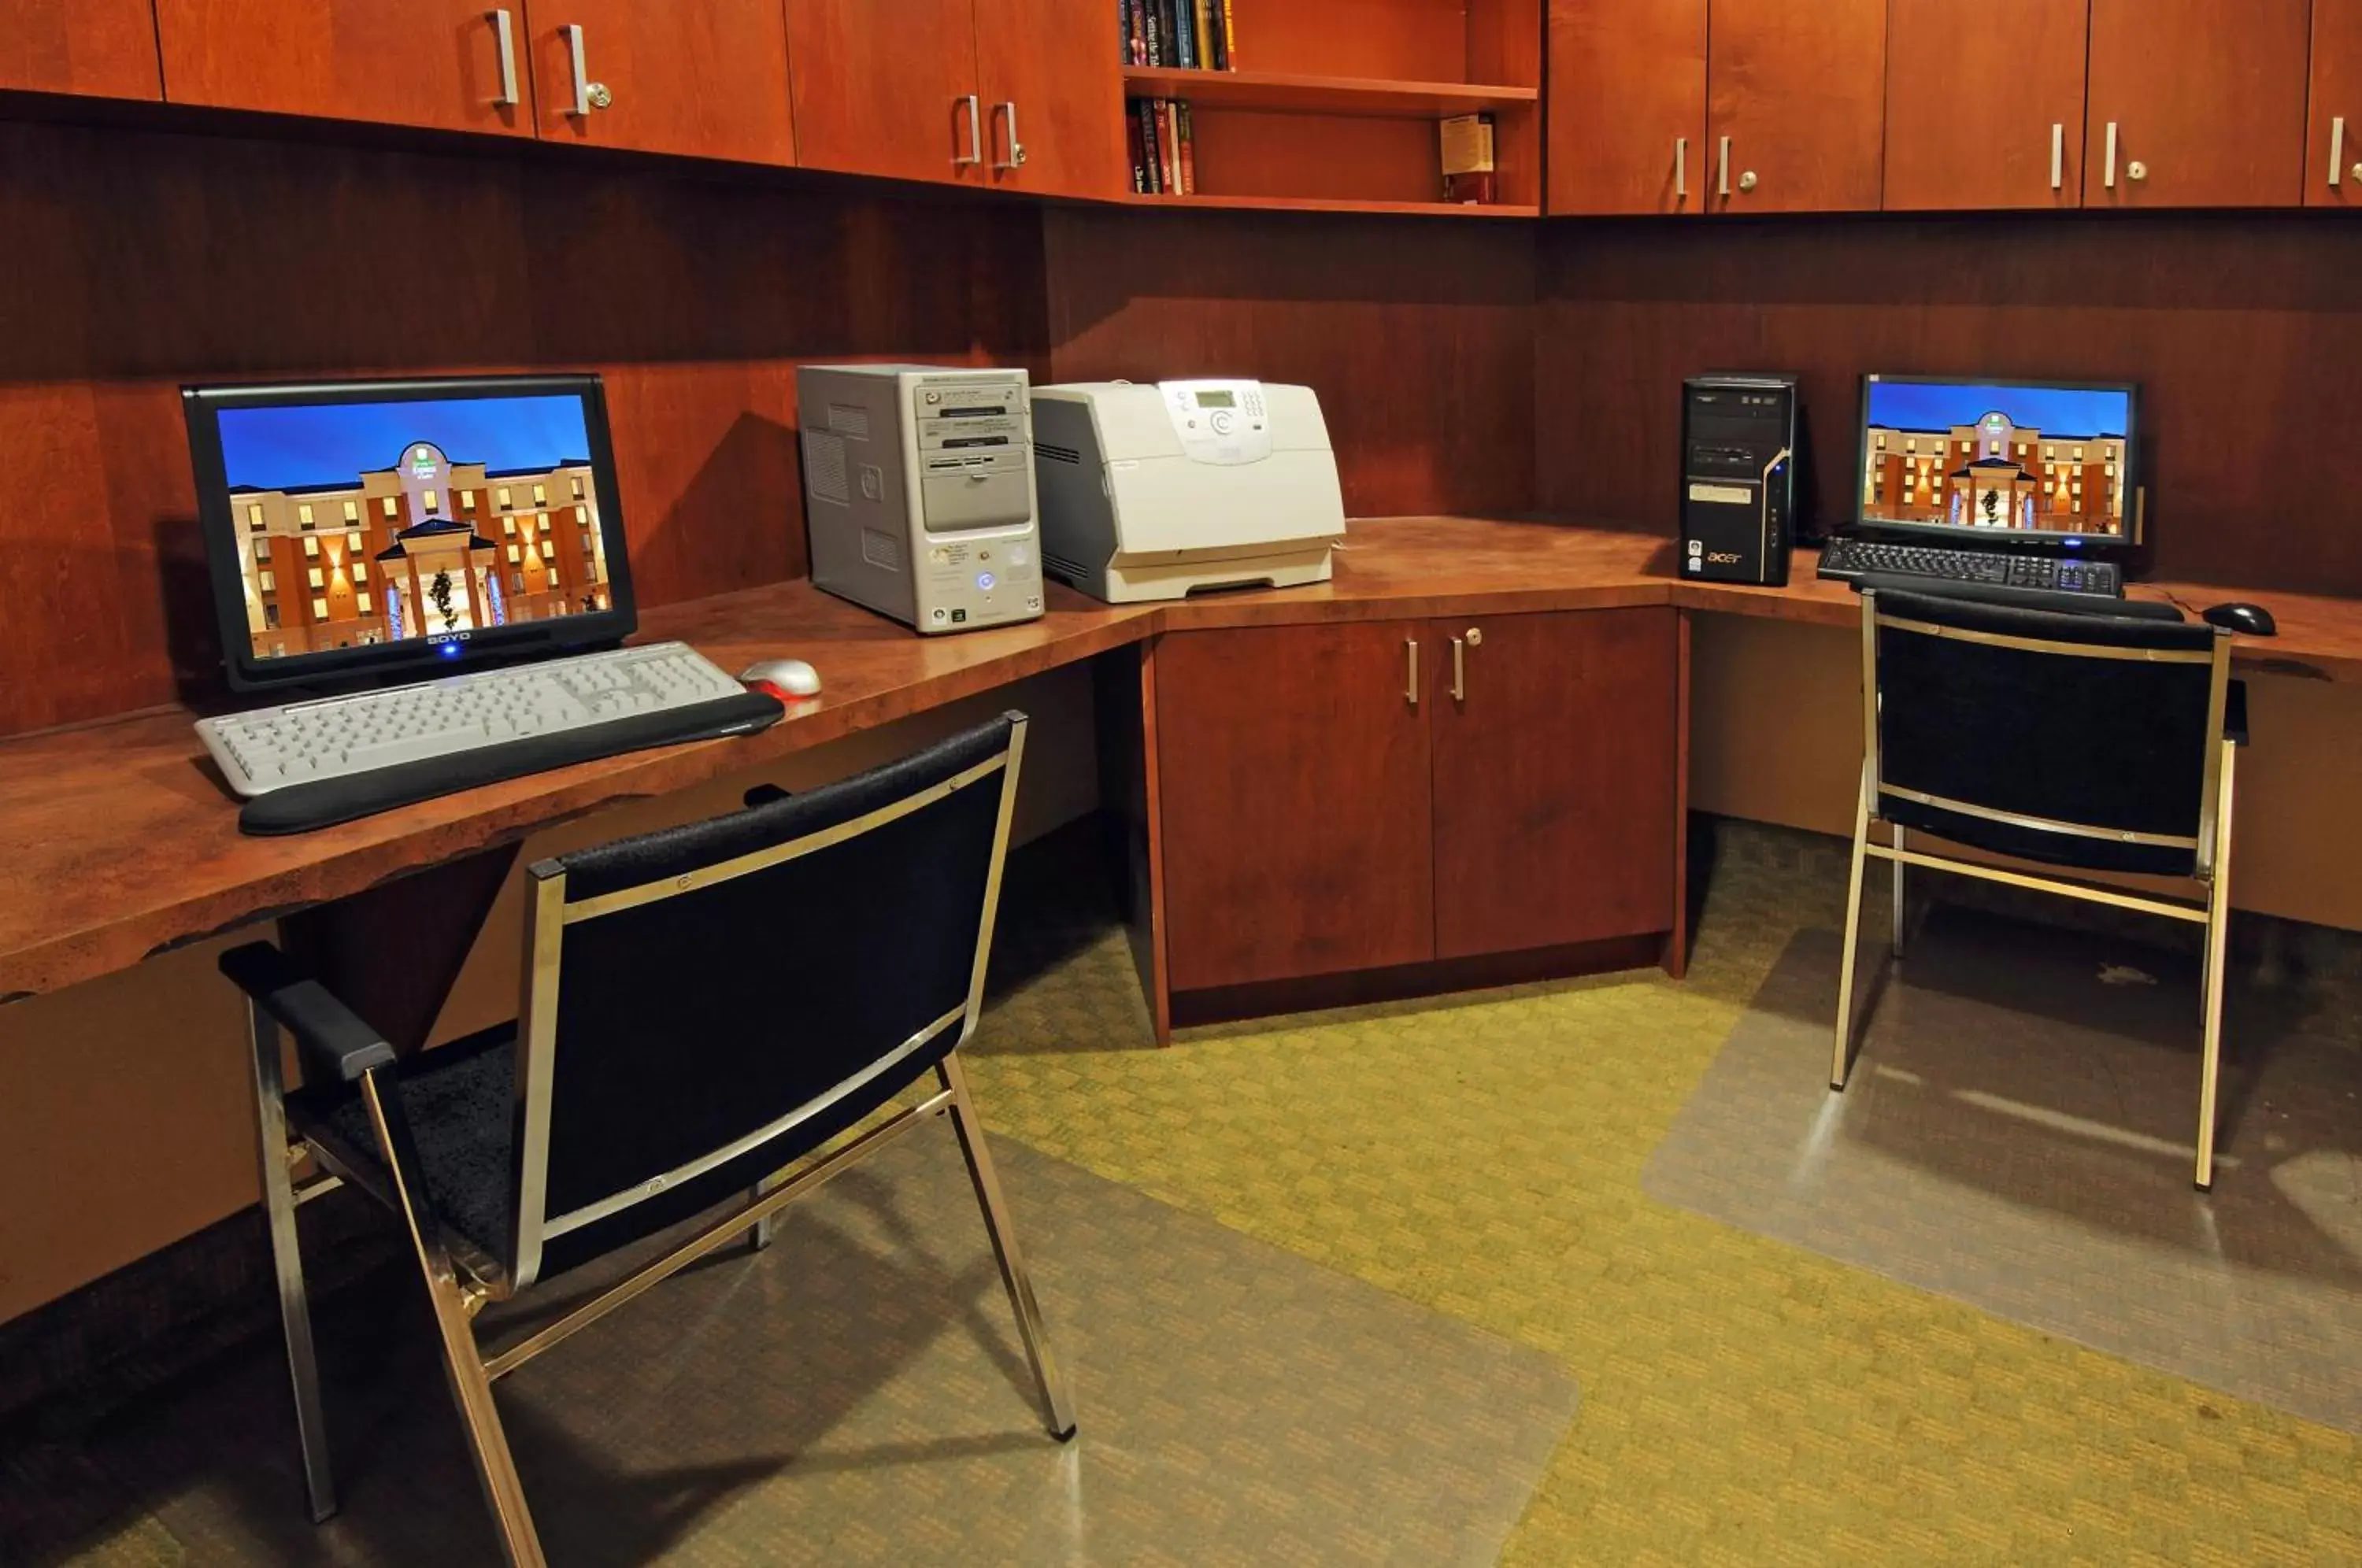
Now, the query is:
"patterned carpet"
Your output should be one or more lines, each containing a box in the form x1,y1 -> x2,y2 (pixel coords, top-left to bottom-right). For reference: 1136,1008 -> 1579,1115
14,816 -> 2362,1563
966,823 -> 2362,1565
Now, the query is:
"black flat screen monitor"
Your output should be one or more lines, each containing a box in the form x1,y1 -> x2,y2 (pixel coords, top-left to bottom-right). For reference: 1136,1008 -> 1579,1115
1857,375 -> 2139,551
185,374 -> 635,692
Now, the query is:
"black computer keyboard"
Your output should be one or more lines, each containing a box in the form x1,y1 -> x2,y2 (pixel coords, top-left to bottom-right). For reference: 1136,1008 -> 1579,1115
1817,538 -> 2121,597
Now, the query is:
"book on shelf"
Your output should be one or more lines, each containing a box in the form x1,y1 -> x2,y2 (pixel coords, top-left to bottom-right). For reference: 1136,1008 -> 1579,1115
1122,0 -> 1146,65
1125,97 -> 1197,197
1144,0 -> 1162,68
1175,102 -> 1197,195
1129,0 -> 1231,70
1175,0 -> 1194,68
1440,113 -> 1498,205
1133,97 -> 1161,193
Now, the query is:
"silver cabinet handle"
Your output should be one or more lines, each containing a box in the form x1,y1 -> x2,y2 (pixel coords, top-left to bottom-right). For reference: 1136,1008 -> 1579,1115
2050,122 -> 2063,190
565,24 -> 610,115
491,9 -> 519,108
1449,627 -> 1483,701
1405,638 -> 1419,706
991,101 -> 1027,170
2333,116 -> 2348,189
1718,135 -> 1731,198
1675,136 -> 1687,200
2104,120 -> 2118,189
954,94 -> 983,166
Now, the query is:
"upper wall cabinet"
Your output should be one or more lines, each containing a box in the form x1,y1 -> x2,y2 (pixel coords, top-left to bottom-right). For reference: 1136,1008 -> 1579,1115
2311,0 -> 2362,207
1705,0 -> 1887,213
1546,0 -> 1708,216
972,0 -> 1126,198
2,1 -> 161,98
787,0 -> 1125,198
530,1 -> 796,165
157,1 -> 534,135
1883,0 -> 2087,210
2085,0 -> 2312,207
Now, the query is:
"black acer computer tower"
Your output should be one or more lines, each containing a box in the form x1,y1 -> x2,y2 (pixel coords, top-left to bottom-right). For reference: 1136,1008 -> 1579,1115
1679,374 -> 1801,586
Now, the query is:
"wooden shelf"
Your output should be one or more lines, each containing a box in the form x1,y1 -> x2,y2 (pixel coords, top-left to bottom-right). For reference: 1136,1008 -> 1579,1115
1122,192 -> 1539,218
1120,67 -> 1538,118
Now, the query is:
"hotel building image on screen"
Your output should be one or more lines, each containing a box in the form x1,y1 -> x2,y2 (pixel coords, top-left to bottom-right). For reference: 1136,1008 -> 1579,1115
1863,411 -> 2127,535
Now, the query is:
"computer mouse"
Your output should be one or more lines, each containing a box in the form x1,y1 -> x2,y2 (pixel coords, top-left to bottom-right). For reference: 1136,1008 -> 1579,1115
739,657 -> 823,697
2201,602 -> 2277,638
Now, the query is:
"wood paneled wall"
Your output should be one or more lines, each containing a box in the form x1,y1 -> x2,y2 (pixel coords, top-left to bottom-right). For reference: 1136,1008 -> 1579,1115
0,120 -> 1048,738
1043,205 -> 1538,520
1536,213 -> 2362,595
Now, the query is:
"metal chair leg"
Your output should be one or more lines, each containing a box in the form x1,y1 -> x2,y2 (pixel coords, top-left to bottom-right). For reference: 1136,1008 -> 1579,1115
362,1073 -> 548,1567
2195,740 -> 2237,1192
936,1052 -> 1078,1440
748,1170 -> 783,1253
244,1001 -> 338,1524
1890,825 -> 1907,957
1831,767 -> 1873,1092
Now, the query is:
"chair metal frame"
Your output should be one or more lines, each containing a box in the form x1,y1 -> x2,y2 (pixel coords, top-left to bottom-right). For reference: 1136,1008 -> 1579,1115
1830,590 -> 2238,1192
237,717 -> 1075,1566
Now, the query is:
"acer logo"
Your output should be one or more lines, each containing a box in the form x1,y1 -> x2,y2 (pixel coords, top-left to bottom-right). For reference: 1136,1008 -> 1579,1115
1705,551 -> 1742,564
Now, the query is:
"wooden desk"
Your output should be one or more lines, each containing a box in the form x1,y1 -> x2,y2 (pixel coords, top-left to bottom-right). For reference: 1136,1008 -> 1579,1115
2,517 -> 2349,1005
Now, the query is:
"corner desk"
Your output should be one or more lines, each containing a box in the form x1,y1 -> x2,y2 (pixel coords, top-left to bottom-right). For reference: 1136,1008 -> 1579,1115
4,519 -> 2352,1045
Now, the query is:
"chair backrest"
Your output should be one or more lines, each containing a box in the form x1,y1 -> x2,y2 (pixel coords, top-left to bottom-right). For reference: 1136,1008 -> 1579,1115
1864,588 -> 2229,879
505,712 -> 1026,1286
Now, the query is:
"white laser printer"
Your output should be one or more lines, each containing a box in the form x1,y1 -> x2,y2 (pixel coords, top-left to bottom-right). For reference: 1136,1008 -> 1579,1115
1030,379 -> 1346,602
796,363 -> 1045,634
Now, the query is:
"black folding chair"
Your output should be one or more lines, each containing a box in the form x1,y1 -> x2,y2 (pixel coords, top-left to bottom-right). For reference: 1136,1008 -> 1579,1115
1831,589 -> 2248,1190
221,712 -> 1073,1566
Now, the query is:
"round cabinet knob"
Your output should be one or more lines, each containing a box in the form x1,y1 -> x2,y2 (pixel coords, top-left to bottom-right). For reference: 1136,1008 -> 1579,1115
586,82 -> 613,110
1738,170 -> 1758,192
1464,627 -> 1483,647
1013,142 -> 1029,166
2352,162 -> 2362,183
2126,160 -> 2147,182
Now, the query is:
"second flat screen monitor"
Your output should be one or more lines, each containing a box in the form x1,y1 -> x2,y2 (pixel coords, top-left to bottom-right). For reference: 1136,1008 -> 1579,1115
1859,376 -> 2136,545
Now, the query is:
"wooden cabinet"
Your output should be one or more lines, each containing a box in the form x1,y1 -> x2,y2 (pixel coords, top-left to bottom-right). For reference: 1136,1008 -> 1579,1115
1706,0 -> 1887,213
788,0 -> 1124,195
2086,0 -> 2312,207
529,0 -> 795,165
2310,0 -> 2362,207
2,1 -> 161,98
1883,0 -> 2087,211
972,0 -> 1127,198
1546,0 -> 1709,216
1427,609 -> 1678,960
156,0 -> 533,135
1154,609 -> 1681,998
787,0 -> 987,186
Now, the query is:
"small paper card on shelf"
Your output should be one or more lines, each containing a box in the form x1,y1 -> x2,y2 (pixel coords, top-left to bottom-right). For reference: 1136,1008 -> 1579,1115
1439,113 -> 1497,205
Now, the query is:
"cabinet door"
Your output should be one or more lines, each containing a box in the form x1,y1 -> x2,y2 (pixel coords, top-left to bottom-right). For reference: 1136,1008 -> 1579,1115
157,0 -> 532,135
1156,623 -> 1435,993
2,1 -> 161,98
531,0 -> 795,165
785,0 -> 984,186
2086,0 -> 2311,207
1428,609 -> 1678,960
2310,0 -> 2362,208
1706,0 -> 1887,213
973,0 -> 1127,198
1883,0 -> 2086,210
1546,0 -> 1709,216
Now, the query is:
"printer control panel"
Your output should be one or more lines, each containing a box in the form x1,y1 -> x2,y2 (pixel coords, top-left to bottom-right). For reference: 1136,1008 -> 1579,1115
1160,379 -> 1272,467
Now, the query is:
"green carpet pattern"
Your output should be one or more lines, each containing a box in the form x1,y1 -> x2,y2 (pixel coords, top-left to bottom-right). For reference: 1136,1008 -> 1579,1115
966,826 -> 2362,1566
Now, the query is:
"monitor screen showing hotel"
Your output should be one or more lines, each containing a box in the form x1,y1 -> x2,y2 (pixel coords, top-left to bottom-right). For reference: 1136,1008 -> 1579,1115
1857,375 -> 2138,547
186,375 -> 636,690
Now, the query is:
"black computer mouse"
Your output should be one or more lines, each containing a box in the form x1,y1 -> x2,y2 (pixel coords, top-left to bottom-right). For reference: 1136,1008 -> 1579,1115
2201,602 -> 2277,637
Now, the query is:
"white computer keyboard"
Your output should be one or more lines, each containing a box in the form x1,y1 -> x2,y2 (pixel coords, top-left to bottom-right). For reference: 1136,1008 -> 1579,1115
198,642 -> 747,797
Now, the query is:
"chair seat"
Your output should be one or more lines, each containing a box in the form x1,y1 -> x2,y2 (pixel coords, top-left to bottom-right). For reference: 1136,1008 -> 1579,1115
289,1022 -> 518,1271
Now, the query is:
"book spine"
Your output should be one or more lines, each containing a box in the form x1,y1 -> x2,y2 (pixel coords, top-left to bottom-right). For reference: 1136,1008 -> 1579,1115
1194,0 -> 1216,70
1177,102 -> 1197,195
1162,100 -> 1183,194
1144,0 -> 1161,68
1126,98 -> 1148,192
1220,0 -> 1235,69
1176,0 -> 1194,68
1138,98 -> 1163,194
1127,0 -> 1146,65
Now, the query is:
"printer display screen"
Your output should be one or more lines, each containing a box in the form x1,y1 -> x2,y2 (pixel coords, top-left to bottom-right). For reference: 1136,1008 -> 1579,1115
1194,390 -> 1236,409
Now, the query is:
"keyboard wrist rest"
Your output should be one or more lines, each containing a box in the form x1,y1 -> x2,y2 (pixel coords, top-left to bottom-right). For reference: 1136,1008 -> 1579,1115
236,690 -> 787,836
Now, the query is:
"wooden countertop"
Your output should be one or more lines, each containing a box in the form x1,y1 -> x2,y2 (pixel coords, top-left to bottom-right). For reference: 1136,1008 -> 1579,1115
2,517 -> 2350,1001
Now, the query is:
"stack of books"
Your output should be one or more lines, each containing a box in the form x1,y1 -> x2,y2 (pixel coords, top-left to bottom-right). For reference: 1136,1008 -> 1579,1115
1127,98 -> 1197,195
1121,0 -> 1235,71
